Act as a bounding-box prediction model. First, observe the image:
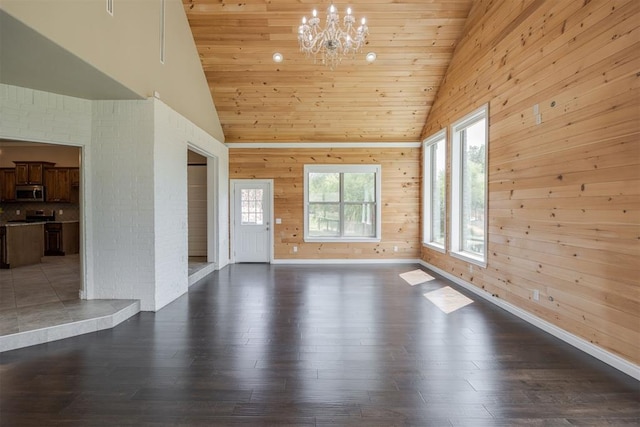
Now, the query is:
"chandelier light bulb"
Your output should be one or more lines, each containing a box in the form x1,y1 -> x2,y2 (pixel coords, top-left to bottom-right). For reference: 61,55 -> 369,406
347,7 -> 351,15
361,17 -> 366,25
312,9 -> 317,17
330,4 -> 336,13
302,16 -> 307,24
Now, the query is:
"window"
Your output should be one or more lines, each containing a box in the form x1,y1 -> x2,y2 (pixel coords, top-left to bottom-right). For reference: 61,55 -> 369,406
240,188 -> 264,225
423,129 -> 447,252
304,165 -> 381,242
451,104 -> 488,266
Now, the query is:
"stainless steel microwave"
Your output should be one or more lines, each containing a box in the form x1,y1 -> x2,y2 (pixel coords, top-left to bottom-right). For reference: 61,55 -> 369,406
15,185 -> 45,202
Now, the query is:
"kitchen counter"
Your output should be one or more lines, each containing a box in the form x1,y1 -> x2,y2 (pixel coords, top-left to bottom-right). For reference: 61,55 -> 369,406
0,220 -> 79,268
1,220 -> 79,227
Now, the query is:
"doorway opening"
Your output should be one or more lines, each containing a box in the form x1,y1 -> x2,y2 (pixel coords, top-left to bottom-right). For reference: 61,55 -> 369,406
187,147 -> 218,284
0,140 -> 84,309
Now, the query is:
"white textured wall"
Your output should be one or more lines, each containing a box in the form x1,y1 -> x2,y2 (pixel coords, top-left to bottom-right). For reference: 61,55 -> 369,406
0,84 -> 92,144
91,99 -> 157,309
153,100 -> 189,310
0,84 -> 229,311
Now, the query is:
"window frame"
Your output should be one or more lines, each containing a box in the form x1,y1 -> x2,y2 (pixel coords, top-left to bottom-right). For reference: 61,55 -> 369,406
303,164 -> 382,243
422,129 -> 447,253
450,104 -> 489,267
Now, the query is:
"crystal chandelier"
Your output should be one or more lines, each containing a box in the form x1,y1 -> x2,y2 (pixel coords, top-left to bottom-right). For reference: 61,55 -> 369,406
298,4 -> 369,69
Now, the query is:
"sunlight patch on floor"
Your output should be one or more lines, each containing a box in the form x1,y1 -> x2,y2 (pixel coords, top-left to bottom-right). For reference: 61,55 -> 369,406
399,269 -> 435,286
424,286 -> 474,314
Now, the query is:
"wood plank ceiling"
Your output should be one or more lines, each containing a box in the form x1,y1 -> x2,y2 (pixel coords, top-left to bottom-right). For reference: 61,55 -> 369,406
183,0 -> 474,143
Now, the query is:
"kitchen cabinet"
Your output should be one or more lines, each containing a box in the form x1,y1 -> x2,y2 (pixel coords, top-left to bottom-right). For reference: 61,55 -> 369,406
0,168 -> 16,202
44,223 -> 63,255
44,222 -> 79,256
14,162 -> 54,185
70,168 -> 80,187
69,168 -> 80,204
44,168 -> 71,202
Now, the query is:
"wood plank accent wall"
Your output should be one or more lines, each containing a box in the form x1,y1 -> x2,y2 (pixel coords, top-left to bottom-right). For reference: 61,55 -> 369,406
421,0 -> 640,364
229,147 -> 421,260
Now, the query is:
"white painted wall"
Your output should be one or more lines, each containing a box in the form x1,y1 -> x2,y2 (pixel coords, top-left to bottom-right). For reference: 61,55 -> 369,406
91,99 -> 157,308
152,100 -> 189,310
0,85 -> 92,144
0,83 -> 229,311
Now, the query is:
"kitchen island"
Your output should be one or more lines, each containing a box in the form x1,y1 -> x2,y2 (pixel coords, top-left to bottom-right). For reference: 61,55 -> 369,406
0,222 -> 44,269
0,220 -> 79,268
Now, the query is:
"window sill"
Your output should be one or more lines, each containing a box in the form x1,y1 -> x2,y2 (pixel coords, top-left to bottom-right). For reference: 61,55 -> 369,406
304,237 -> 381,244
422,242 -> 446,254
451,250 -> 486,268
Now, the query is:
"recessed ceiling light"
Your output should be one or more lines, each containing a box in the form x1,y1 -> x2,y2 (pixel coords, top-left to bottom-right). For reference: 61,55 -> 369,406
273,52 -> 283,63
365,52 -> 377,62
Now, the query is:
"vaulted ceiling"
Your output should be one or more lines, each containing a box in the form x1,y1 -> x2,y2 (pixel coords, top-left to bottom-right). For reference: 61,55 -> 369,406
183,0 -> 474,143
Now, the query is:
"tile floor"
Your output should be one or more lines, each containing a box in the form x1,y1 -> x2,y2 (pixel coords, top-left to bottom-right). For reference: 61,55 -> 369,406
0,255 -> 213,342
188,256 -> 209,276
0,255 -> 82,336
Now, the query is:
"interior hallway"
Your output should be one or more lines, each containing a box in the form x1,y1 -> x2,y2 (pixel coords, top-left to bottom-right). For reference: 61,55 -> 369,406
1,263 -> 637,426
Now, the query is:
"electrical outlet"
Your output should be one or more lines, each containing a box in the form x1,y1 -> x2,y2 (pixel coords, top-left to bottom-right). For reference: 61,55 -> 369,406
468,264 -> 473,273
393,246 -> 398,252
16,209 -> 20,215
59,210 -> 63,215
533,290 -> 540,301
293,246 -> 298,253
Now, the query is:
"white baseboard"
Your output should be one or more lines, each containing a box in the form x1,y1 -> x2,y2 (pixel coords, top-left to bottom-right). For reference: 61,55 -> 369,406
419,260 -> 640,381
271,258 -> 421,265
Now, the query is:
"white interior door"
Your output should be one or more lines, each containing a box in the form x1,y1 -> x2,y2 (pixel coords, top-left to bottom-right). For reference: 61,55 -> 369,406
232,180 -> 272,263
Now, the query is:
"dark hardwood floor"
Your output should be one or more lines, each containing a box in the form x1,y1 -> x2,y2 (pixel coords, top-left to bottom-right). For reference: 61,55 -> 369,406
1,264 -> 638,426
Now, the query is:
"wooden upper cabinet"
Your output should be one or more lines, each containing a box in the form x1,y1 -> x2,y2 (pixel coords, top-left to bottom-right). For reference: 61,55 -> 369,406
0,168 -> 16,202
69,168 -> 80,204
70,168 -> 80,187
14,162 -> 55,185
44,168 -> 71,203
